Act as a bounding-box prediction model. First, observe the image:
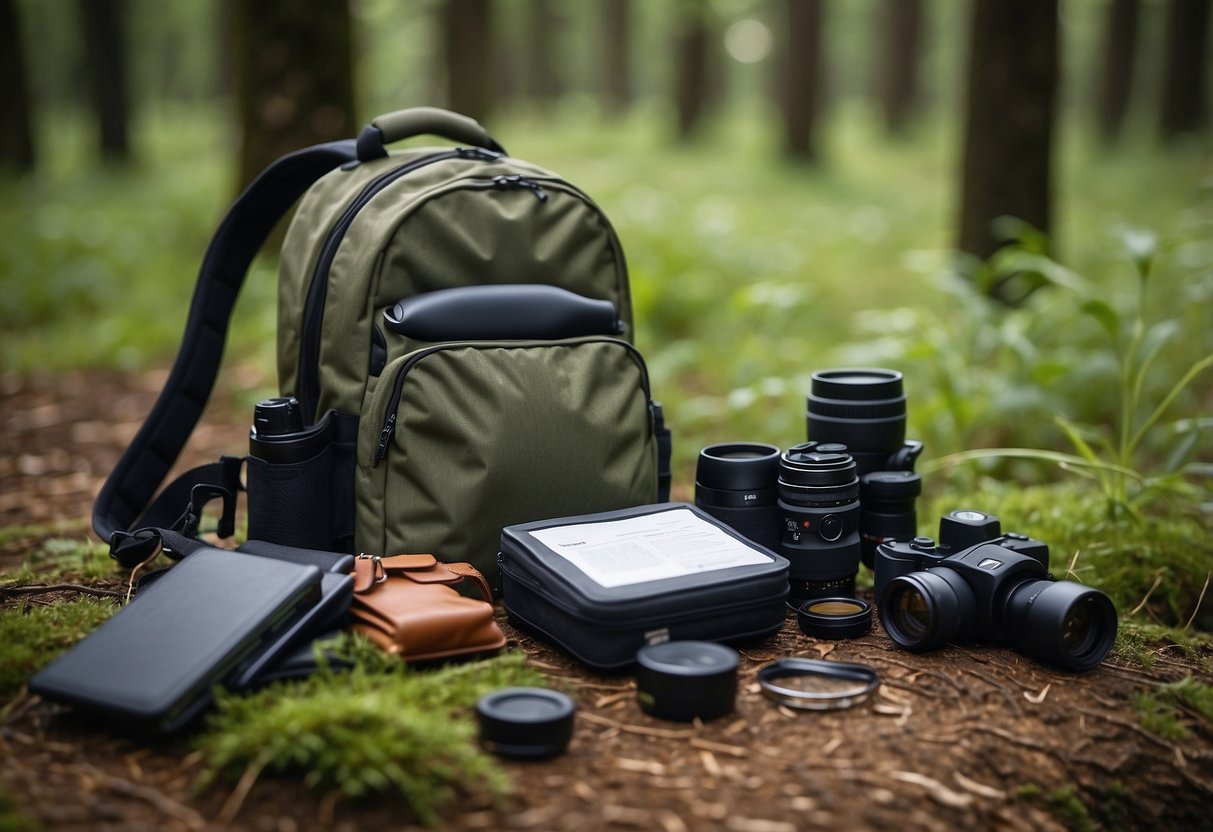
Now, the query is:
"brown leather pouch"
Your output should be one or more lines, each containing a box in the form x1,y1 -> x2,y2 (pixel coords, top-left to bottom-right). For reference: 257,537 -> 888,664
349,554 -> 505,661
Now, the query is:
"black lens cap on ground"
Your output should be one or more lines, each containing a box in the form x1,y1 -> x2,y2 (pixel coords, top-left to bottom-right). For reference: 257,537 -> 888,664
636,641 -> 739,723
476,687 -> 576,760
796,597 -> 872,640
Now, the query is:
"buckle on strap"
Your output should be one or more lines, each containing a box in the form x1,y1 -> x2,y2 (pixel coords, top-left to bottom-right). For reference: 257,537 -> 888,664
175,483 -> 237,540
109,528 -> 162,566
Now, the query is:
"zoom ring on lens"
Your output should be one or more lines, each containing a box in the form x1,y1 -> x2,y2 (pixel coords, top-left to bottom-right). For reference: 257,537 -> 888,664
777,484 -> 860,505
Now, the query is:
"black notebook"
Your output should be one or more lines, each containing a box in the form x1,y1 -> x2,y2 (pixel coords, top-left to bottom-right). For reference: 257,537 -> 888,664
30,548 -> 322,733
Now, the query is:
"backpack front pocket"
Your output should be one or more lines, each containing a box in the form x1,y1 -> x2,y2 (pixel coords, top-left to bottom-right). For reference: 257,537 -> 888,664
356,337 -> 658,583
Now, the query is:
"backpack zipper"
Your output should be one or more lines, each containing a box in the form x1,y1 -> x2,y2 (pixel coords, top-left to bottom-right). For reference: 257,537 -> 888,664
373,337 -> 652,465
296,146 -> 501,419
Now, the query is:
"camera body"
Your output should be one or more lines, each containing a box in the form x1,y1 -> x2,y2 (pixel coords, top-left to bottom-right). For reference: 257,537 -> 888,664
873,509 -> 1048,599
876,511 -> 1117,672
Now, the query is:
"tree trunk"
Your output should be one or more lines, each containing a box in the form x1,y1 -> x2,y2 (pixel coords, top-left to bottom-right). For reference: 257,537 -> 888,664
600,0 -> 631,114
877,0 -> 924,135
673,0 -> 710,140
233,0 -> 355,192
1096,0 -> 1139,141
526,0 -> 561,109
780,0 -> 824,161
442,0 -> 494,121
79,0 -> 132,163
1159,0 -> 1211,139
0,0 -> 35,172
957,0 -> 1058,299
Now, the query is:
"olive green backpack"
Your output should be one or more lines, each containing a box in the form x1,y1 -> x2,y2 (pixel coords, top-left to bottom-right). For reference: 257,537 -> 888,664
95,107 -> 669,584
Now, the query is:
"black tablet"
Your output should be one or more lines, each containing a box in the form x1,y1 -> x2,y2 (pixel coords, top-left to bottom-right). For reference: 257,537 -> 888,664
30,548 -> 322,733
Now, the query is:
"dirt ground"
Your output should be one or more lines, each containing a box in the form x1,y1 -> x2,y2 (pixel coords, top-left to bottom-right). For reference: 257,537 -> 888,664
2,371 -> 1212,832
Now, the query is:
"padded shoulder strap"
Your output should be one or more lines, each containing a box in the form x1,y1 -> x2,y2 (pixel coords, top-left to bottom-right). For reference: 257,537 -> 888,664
93,139 -> 358,547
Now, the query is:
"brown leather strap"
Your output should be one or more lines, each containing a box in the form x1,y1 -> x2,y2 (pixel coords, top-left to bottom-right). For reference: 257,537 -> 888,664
380,553 -> 437,570
445,562 -> 494,603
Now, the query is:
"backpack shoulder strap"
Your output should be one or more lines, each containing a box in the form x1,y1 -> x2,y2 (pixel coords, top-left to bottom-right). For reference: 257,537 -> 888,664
93,139 -> 358,555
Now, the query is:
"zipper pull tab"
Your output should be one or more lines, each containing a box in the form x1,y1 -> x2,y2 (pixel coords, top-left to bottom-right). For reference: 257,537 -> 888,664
457,146 -> 502,161
492,174 -> 548,202
374,413 -> 397,465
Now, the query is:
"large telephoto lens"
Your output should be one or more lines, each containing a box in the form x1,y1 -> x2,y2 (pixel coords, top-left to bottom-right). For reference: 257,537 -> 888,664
777,443 -> 861,603
807,369 -> 914,476
1004,580 -> 1118,672
879,568 -> 978,652
858,470 -> 921,569
695,443 -> 782,551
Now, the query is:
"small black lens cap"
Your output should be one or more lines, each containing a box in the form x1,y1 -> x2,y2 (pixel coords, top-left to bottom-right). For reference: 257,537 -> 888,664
476,687 -> 576,760
796,597 -> 872,640
636,641 -> 739,723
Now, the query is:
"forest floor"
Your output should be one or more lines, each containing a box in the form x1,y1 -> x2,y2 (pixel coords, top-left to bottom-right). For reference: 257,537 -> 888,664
2,371 -> 1212,832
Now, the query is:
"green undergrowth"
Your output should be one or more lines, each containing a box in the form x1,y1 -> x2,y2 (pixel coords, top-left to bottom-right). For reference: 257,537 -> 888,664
1,537 -> 118,586
1132,676 -> 1213,741
0,596 -> 118,703
1015,781 -> 1130,832
0,784 -> 40,832
1114,619 -> 1213,670
197,645 -> 544,825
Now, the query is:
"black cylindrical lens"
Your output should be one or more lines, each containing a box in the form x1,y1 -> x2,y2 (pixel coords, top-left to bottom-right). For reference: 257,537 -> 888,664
695,443 -> 781,551
777,444 -> 861,603
858,470 -> 922,569
249,396 -> 329,465
807,369 -> 908,475
879,568 -> 977,652
1003,580 -> 1118,672
253,396 -> 304,437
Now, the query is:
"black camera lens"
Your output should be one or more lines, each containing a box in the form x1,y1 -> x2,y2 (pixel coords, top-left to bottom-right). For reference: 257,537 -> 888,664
880,568 -> 977,652
253,396 -> 304,437
858,470 -> 922,569
777,443 -> 861,604
1004,580 -> 1117,672
695,443 -> 781,551
807,369 -> 913,475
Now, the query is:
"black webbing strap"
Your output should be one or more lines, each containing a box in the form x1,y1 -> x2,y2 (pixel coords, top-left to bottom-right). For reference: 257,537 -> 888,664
94,139 -> 359,560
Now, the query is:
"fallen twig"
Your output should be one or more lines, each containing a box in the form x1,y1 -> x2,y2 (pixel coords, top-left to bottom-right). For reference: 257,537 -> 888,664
1129,573 -> 1164,616
1184,571 -> 1211,630
578,711 -> 695,739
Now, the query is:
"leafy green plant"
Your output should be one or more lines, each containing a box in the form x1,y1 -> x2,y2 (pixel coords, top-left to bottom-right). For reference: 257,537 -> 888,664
926,227 -> 1212,519
0,597 -> 118,702
197,647 -> 544,825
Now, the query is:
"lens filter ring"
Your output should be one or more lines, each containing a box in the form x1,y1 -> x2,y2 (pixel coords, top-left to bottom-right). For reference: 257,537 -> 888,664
757,658 -> 879,711
796,597 -> 872,640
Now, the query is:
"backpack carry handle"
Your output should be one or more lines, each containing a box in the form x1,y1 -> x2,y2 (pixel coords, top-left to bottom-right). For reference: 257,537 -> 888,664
356,107 -> 507,162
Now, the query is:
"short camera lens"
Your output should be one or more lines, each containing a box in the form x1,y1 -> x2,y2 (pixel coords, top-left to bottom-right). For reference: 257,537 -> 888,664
892,586 -> 932,642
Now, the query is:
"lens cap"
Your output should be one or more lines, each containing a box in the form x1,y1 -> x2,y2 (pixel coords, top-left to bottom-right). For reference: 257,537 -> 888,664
636,641 -> 739,723
796,597 -> 872,640
860,470 -> 922,501
757,658 -> 879,711
476,687 -> 576,760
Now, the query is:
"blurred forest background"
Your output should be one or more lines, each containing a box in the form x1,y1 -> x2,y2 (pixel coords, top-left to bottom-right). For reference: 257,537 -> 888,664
1,0 -> 1211,620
